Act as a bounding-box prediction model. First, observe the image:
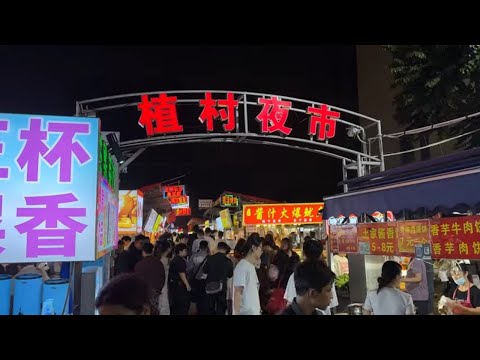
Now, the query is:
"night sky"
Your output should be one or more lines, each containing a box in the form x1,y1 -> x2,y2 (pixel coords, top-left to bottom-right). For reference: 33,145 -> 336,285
0,45 -> 359,222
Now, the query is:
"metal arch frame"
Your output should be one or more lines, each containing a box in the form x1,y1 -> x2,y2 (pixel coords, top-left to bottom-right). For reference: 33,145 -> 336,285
120,133 -> 380,161
77,90 -> 386,188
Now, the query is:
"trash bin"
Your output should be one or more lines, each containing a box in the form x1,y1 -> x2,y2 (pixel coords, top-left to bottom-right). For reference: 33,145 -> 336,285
43,279 -> 70,315
0,274 -> 12,315
13,274 -> 43,315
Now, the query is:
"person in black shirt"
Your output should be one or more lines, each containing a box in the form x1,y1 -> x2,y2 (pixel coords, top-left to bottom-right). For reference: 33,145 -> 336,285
445,262 -> 480,315
272,238 -> 300,289
178,233 -> 192,259
203,242 -> 233,315
280,260 -> 335,315
168,243 -> 191,315
126,235 -> 146,272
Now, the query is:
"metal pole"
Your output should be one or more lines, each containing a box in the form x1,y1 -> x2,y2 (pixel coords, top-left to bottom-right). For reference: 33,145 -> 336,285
342,159 -> 348,193
357,154 -> 364,177
362,130 -> 370,175
236,94 -> 242,133
377,122 -> 386,171
368,138 -> 372,174
243,93 -> 249,134
71,262 -> 83,315
119,148 -> 146,172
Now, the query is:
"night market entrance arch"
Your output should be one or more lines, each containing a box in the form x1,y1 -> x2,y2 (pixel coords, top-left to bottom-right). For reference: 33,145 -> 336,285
76,90 -> 385,188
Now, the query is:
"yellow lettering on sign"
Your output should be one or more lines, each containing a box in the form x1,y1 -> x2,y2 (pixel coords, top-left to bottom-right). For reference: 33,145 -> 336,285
255,207 -> 263,220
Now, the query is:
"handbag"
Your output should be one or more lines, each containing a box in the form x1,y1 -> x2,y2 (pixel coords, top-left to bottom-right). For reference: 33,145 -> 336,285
190,256 -> 208,282
266,287 -> 286,314
266,262 -> 288,314
205,281 -> 223,295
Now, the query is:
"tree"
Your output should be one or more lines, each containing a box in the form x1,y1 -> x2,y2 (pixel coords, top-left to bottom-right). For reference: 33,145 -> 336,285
384,45 -> 480,161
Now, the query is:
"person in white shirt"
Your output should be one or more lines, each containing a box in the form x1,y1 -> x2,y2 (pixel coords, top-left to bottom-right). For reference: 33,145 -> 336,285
233,233 -> 263,315
332,253 -> 349,277
192,230 -> 215,255
363,260 -> 415,315
284,238 -> 338,314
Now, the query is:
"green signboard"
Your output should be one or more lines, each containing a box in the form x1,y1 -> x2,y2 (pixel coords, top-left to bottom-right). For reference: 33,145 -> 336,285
99,136 -> 117,189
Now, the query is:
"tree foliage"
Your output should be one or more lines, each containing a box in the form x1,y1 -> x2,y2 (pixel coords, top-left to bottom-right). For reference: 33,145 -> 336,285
384,45 -> 480,156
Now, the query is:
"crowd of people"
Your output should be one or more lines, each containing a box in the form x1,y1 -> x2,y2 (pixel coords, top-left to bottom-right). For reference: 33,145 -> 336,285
96,226 -> 480,315
98,228 -> 336,315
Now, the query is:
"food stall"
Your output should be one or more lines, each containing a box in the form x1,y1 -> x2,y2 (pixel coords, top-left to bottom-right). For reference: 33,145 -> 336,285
323,148 -> 480,312
243,202 -> 324,258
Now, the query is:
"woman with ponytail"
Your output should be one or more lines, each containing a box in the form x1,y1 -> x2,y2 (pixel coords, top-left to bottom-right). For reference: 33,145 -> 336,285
363,260 -> 415,315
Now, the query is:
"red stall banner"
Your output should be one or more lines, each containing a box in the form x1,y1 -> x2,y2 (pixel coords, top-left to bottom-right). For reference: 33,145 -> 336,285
242,203 -> 323,225
396,220 -> 431,256
430,216 -> 480,259
329,225 -> 358,253
357,223 -> 398,256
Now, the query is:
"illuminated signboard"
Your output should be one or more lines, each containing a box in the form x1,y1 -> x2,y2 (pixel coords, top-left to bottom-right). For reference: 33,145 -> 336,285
0,113 -> 99,263
221,194 -> 239,208
138,93 -> 339,141
98,136 -> 117,190
152,215 -> 163,233
118,190 -> 144,235
243,203 -> 324,226
220,209 -> 232,230
357,223 -> 397,256
144,209 -> 159,233
162,185 -> 188,208
170,196 -> 190,209
96,176 -> 119,259
175,208 -> 191,217
162,185 -> 185,198
430,216 -> 480,259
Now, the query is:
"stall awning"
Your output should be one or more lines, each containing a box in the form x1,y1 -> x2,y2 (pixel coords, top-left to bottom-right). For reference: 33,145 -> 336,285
324,148 -> 480,218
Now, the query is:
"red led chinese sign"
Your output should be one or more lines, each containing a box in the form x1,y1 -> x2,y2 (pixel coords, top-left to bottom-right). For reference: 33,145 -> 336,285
138,93 -> 340,140
175,208 -> 191,217
138,94 -> 183,136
